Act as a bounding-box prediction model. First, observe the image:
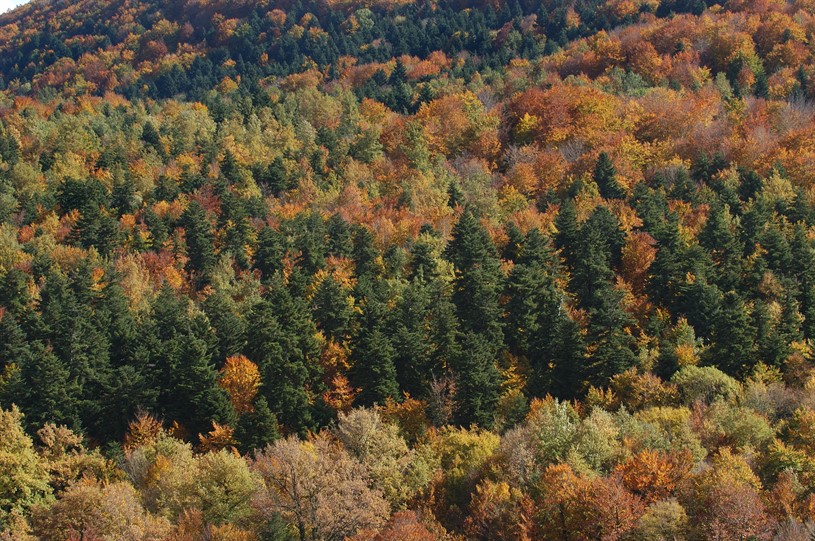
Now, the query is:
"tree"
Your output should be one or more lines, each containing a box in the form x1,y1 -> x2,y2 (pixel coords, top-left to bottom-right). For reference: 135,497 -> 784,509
445,209 -> 503,348
351,296 -> 399,406
445,210 -> 504,426
203,291 -> 247,363
181,201 -> 216,287
615,449 -> 693,503
352,511 -> 436,541
312,277 -> 353,342
251,436 -> 389,541
194,449 -> 258,525
453,332 -> 501,428
594,152 -> 625,199
11,342 -> 80,432
504,229 -> 585,398
698,204 -> 743,291
464,480 -> 535,541
234,396 -> 280,454
684,450 -> 772,541
337,408 -> 433,508
571,211 -> 637,386
0,406 -> 51,530
326,214 -> 354,258
145,287 -> 235,437
391,279 -> 436,398
790,224 -> 815,340
705,291 -> 756,377
245,296 -> 313,434
30,481 -> 170,540
219,354 -> 261,415
555,199 -> 580,270
255,226 -> 286,280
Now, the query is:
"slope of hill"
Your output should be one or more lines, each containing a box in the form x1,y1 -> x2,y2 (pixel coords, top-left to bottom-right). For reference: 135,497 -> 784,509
3,0 -> 815,539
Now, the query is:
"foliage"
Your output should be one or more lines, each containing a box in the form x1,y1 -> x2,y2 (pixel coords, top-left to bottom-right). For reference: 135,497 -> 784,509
2,0 -> 815,536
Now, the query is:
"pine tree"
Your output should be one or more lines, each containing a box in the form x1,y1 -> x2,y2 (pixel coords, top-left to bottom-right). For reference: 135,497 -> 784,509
453,332 -> 501,428
181,201 -> 216,286
312,276 -> 353,342
445,209 -> 504,347
235,396 -> 280,454
706,291 -> 756,377
555,199 -> 580,269
594,152 -> 626,199
351,296 -> 399,406
505,229 -> 586,398
255,225 -> 285,280
245,297 -> 313,434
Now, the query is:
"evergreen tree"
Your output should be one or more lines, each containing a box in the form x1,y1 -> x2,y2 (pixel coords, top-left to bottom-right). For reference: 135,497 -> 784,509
453,332 -> 501,428
146,288 -> 235,436
12,342 -> 80,432
505,229 -> 586,398
699,204 -> 743,291
584,287 -> 637,386
326,213 -> 354,258
791,225 -> 815,340
445,209 -> 503,348
255,225 -> 286,280
0,313 -> 28,374
234,396 -> 280,454
203,291 -> 247,363
312,276 -> 352,342
391,279 -> 435,397
245,297 -> 313,434
555,199 -> 580,269
351,296 -> 399,406
289,212 -> 326,276
181,201 -> 216,286
706,291 -> 756,377
143,208 -> 169,247
353,224 -> 380,281
409,236 -> 439,282
594,152 -> 626,199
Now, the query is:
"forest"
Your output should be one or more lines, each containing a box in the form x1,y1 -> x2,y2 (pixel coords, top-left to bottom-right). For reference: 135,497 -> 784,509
3,0 -> 815,538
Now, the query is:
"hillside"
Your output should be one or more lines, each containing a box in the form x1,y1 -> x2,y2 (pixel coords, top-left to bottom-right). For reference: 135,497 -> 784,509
3,0 -> 815,539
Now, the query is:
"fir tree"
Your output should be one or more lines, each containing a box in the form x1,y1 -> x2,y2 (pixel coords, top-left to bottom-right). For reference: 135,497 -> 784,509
245,297 -> 313,434
255,226 -> 286,280
312,276 -> 352,342
181,201 -> 216,287
351,296 -> 399,406
505,229 -> 586,398
453,332 -> 501,428
706,291 -> 756,377
445,209 -> 504,348
13,342 -> 80,432
594,152 -> 626,199
234,396 -> 280,454
555,199 -> 580,269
